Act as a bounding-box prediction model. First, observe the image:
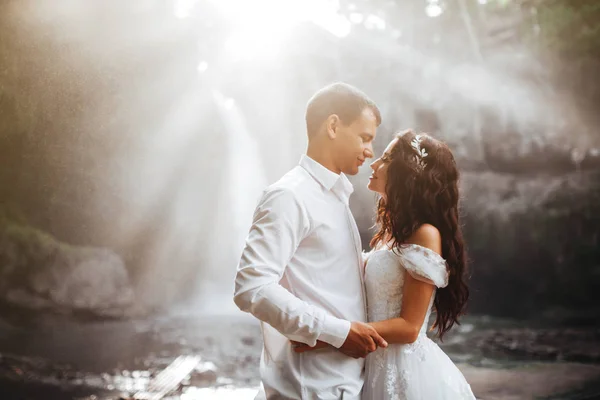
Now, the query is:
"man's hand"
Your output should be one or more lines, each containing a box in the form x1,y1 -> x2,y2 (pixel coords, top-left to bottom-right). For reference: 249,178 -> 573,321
338,321 -> 388,358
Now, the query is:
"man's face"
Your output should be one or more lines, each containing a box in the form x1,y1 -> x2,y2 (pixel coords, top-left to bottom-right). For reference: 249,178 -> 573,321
332,107 -> 378,175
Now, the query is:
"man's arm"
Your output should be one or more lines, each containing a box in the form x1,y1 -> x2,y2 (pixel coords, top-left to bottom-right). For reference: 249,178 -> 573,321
233,187 -> 350,348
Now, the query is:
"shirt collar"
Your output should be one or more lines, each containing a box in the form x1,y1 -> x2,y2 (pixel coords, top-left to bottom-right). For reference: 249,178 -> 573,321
299,155 -> 354,201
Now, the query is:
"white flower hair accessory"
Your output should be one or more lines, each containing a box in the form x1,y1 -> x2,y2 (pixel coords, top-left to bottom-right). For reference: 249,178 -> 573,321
410,134 -> 428,172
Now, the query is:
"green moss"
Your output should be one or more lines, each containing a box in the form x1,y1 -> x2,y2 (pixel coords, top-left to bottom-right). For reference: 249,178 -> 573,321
0,216 -> 75,290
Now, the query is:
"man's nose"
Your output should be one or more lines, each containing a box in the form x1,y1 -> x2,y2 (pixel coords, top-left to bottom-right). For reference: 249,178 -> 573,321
364,146 -> 374,158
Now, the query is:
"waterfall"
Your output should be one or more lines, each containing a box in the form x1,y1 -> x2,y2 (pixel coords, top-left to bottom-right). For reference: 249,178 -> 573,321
191,90 -> 268,314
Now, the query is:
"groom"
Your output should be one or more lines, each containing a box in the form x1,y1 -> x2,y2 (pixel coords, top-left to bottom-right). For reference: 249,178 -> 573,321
234,82 -> 387,399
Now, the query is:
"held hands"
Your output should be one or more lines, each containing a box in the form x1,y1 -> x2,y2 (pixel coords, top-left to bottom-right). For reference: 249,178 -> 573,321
291,322 -> 387,358
339,321 -> 388,358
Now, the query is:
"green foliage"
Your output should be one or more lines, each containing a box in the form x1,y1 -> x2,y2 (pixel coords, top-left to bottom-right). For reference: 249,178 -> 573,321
487,0 -> 600,58
535,0 -> 600,58
0,202 -> 69,285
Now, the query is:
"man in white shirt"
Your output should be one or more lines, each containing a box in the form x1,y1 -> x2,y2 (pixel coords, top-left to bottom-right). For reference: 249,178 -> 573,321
234,82 -> 387,400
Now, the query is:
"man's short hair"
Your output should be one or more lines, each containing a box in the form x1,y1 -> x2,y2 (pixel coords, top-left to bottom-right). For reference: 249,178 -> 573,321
305,82 -> 382,137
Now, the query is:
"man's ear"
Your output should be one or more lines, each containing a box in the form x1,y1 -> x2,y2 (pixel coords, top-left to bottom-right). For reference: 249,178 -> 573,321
325,114 -> 340,140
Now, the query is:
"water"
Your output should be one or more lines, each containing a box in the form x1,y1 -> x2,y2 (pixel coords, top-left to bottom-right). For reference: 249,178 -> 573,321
0,311 -> 262,399
0,312 -> 599,399
191,90 -> 268,314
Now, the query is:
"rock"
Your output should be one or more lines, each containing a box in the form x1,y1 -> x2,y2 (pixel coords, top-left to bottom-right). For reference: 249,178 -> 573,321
459,362 -> 600,400
0,221 -> 135,317
478,328 -> 600,363
188,360 -> 219,387
34,247 -> 134,314
460,170 -> 600,320
189,369 -> 218,386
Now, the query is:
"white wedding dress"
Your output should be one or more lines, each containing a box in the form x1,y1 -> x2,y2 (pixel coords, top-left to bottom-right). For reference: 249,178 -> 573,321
362,244 -> 476,400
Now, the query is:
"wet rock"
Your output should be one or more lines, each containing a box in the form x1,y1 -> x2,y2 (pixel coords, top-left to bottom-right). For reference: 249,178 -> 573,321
460,170 -> 600,320
189,361 -> 219,386
460,362 -> 600,400
0,221 -> 136,318
479,328 -> 600,363
189,369 -> 218,386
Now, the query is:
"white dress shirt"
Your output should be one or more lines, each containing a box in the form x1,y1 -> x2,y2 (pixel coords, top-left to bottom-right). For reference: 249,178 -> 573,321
234,155 -> 367,400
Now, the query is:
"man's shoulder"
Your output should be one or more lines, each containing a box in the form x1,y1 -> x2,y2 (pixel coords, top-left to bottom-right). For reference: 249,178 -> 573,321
266,166 -> 315,197
255,167 -> 315,217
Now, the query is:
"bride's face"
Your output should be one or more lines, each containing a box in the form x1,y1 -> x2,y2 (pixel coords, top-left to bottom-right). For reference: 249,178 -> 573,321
368,138 -> 398,197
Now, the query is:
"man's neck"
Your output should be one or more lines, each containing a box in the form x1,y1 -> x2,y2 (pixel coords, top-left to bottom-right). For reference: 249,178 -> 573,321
306,143 -> 340,175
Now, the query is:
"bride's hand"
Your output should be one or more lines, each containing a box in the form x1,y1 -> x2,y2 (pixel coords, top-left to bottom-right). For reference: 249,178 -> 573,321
290,340 -> 330,353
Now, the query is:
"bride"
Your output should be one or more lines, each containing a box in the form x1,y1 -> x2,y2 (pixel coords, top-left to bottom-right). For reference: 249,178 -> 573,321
296,130 -> 476,399
361,130 -> 475,399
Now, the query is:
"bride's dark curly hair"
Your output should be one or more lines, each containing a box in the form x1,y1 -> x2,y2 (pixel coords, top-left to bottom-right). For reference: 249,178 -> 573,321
370,130 -> 469,340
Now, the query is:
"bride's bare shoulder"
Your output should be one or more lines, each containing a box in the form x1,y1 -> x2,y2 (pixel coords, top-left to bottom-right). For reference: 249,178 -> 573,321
406,224 -> 442,255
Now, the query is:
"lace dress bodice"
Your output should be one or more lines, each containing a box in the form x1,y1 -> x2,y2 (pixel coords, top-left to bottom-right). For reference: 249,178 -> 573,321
364,244 -> 448,328
362,244 -> 475,400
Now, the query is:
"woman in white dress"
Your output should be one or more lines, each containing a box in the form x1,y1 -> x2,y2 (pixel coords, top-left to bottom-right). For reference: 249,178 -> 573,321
294,130 -> 476,399
360,130 -> 475,399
